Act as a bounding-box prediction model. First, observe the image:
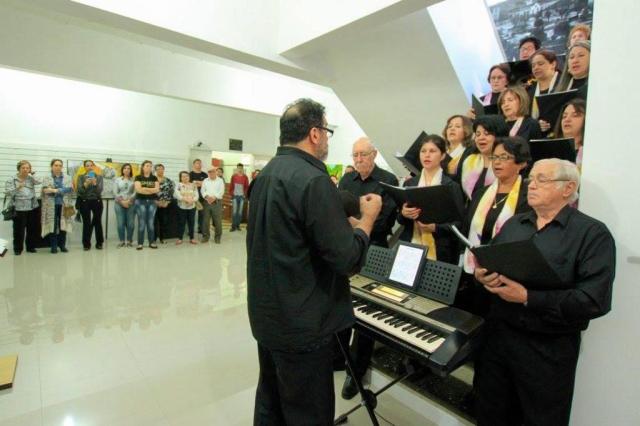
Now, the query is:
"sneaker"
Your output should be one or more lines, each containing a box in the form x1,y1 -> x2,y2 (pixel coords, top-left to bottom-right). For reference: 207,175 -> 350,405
149,243 -> 158,249
136,245 -> 143,250
126,242 -> 133,247
176,240 -> 183,245
117,242 -> 126,248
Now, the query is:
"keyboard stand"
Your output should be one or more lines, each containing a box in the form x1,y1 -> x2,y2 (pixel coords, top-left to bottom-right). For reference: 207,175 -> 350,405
333,333 -> 421,426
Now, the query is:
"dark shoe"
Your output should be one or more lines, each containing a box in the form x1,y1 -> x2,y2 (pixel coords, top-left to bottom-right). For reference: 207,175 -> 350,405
136,245 -> 143,250
201,237 -> 209,243
96,244 -> 103,250
229,227 -> 236,232
14,250 -> 22,256
26,248 -> 37,253
341,375 -> 359,400
159,239 -> 165,244
51,248 -> 58,254
214,237 -> 221,244
60,247 -> 68,253
83,247 -> 90,251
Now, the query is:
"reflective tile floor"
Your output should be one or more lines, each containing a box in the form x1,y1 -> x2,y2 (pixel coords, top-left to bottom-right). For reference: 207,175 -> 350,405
0,229 -> 446,426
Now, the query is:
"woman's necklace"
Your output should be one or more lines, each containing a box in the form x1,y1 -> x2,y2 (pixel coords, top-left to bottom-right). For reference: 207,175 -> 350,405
493,194 -> 508,209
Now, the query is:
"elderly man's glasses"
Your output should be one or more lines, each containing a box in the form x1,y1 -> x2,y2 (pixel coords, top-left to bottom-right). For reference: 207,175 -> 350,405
524,175 -> 571,185
351,151 -> 374,159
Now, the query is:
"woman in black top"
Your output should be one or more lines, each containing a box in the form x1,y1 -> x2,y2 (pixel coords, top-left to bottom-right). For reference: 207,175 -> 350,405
134,160 -> 160,250
397,134 -> 464,265
527,49 -> 560,133
76,159 -> 104,250
498,85 -> 543,142
557,40 -> 590,98
459,137 -> 532,317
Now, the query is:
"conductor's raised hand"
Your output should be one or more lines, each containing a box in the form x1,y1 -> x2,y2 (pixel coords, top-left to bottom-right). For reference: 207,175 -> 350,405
360,193 -> 382,219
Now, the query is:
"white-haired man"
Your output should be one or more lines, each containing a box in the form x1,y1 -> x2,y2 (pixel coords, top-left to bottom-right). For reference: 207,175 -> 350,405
474,159 -> 616,426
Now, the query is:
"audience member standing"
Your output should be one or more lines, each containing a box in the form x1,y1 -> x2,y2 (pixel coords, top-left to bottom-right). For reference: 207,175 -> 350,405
154,164 -> 175,244
229,164 -> 249,231
134,160 -> 159,250
189,159 -> 208,234
200,167 -> 225,244
174,171 -> 199,245
41,159 -> 74,253
113,163 -> 136,247
77,160 -> 104,251
5,160 -> 39,255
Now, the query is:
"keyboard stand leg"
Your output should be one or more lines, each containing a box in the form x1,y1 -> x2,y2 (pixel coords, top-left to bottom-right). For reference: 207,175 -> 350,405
334,332 -> 379,426
334,344 -> 422,426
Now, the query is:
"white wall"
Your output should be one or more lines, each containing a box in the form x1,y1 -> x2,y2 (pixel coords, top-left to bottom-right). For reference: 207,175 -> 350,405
0,67 -> 279,158
569,1 -> 640,424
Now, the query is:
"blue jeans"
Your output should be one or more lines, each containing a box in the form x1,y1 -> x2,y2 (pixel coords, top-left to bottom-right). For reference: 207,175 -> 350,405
232,195 -> 244,229
114,202 -> 135,242
135,199 -> 157,245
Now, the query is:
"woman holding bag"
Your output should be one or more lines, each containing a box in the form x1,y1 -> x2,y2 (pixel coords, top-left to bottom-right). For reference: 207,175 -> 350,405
41,159 -> 74,253
4,160 -> 39,255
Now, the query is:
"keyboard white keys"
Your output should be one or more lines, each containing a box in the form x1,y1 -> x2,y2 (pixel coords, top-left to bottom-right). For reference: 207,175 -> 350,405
353,299 -> 445,354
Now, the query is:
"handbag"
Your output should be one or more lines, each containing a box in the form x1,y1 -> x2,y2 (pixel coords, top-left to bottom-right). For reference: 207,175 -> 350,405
2,196 -> 16,221
63,205 -> 76,219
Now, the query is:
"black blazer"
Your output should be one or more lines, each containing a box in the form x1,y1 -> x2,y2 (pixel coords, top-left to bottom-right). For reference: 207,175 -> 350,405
462,180 -> 531,242
397,173 -> 465,265
506,117 -> 543,142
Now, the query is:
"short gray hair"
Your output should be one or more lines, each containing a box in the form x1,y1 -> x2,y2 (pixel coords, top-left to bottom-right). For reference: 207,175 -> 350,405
535,158 -> 581,203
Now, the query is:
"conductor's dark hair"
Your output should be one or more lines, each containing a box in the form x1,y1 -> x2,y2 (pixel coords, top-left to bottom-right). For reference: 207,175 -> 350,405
279,98 -> 326,146
419,134 -> 448,154
519,36 -> 541,50
473,115 -> 509,138
493,136 -> 531,165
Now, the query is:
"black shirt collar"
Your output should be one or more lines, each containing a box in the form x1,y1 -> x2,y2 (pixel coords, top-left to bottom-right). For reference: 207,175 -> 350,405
520,204 -> 574,228
276,146 -> 328,175
352,165 -> 381,182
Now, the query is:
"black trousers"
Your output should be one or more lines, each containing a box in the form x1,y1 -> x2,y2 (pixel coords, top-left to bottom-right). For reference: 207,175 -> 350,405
49,204 -> 67,250
475,321 -> 581,426
254,342 -> 335,426
155,205 -> 171,241
12,209 -> 38,253
177,208 -> 195,240
78,199 -> 104,248
337,328 -> 375,380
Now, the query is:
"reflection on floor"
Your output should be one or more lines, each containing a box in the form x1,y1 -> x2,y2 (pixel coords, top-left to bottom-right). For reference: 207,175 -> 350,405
0,227 -> 469,426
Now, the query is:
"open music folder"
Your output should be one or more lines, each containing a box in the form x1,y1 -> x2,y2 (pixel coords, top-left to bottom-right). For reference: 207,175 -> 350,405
535,89 -> 579,124
451,225 -> 562,289
395,131 -> 427,176
529,138 -> 577,163
472,94 -> 499,117
380,182 -> 463,224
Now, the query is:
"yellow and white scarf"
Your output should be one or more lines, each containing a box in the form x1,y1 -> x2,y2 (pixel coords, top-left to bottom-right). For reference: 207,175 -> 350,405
463,176 -> 522,273
411,168 -> 442,260
461,154 -> 495,200
447,144 -> 466,176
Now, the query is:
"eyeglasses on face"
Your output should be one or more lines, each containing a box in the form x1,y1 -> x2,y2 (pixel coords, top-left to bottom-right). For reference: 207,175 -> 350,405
315,126 -> 334,138
351,151 -> 374,159
524,175 -> 571,185
488,154 -> 515,162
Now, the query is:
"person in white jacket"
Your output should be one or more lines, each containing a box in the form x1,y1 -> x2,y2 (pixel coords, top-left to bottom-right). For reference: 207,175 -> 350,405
199,167 -> 225,244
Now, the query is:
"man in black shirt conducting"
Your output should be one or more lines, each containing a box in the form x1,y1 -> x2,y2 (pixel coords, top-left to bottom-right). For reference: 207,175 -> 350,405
338,137 -> 399,399
247,98 -> 382,425
474,158 -> 616,426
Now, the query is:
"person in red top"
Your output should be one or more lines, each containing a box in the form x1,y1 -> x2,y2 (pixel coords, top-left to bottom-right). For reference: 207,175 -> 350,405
229,163 -> 249,231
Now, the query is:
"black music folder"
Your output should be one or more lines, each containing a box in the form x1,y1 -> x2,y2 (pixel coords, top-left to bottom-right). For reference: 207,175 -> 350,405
395,131 -> 427,176
380,182 -> 462,223
472,94 -> 499,117
535,89 -> 579,124
450,226 -> 562,288
529,138 -> 576,163
506,59 -> 532,83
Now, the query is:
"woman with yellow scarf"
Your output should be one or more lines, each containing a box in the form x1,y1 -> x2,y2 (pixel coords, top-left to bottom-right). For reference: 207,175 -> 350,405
459,136 -> 532,317
397,134 -> 465,264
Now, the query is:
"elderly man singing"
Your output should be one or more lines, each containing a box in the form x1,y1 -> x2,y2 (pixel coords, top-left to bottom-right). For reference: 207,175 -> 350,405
473,158 -> 616,426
